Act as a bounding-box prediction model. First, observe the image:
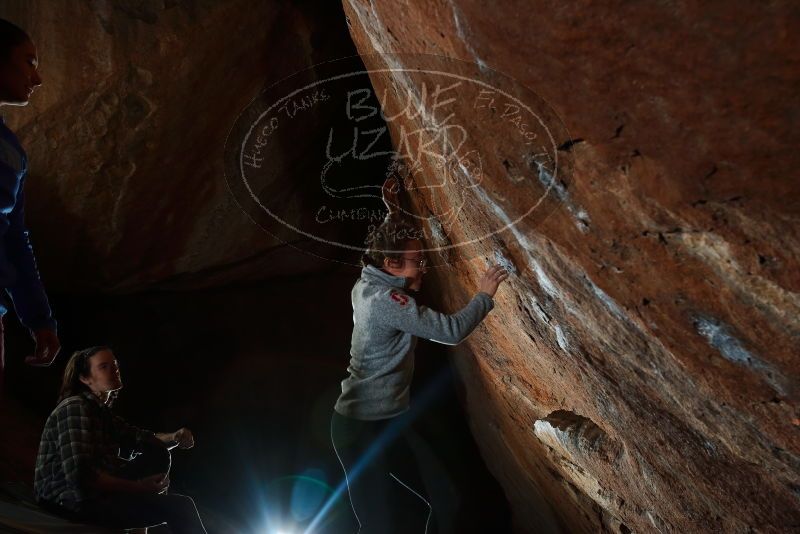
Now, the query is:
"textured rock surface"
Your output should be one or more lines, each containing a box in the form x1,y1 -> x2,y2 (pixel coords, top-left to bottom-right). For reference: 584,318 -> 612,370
0,0 -> 355,292
343,1 -> 799,532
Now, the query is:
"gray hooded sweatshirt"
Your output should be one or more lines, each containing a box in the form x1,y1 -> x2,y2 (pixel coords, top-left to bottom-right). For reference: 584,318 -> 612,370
334,264 -> 495,420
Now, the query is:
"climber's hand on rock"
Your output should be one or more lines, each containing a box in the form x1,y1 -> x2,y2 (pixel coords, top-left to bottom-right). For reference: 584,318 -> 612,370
479,264 -> 509,297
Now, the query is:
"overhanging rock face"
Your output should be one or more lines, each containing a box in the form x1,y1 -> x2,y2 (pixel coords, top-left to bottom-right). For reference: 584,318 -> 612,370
342,1 -> 799,532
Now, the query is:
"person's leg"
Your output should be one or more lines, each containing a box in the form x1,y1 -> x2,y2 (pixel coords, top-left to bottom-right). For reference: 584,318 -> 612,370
385,425 -> 436,534
0,315 -> 5,397
77,493 -> 207,534
332,411 -> 400,533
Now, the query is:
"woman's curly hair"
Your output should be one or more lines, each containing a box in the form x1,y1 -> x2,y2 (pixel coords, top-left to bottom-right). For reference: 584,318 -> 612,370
361,216 -> 425,268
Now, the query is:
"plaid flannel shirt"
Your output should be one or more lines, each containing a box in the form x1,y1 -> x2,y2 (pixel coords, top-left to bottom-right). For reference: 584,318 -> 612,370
34,391 -> 155,510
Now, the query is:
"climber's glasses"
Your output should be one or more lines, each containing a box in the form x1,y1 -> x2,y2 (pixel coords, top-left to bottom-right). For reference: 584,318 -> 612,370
400,257 -> 428,270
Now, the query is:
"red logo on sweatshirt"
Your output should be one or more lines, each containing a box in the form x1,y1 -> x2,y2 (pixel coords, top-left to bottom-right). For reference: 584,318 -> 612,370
390,290 -> 409,306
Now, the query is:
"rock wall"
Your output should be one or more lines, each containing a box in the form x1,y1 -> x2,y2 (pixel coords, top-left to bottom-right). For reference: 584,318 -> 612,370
342,1 -> 799,532
0,0 -> 355,292
0,0 -> 796,531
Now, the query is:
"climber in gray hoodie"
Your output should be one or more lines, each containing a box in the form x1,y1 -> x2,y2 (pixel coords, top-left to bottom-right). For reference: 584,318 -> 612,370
332,214 -> 508,534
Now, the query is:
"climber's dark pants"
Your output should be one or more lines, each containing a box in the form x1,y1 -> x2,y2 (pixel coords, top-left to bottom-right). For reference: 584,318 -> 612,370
331,410 -> 435,534
75,441 -> 207,534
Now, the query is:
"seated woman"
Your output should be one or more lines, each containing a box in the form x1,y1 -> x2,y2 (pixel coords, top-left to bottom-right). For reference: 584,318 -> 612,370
33,346 -> 207,534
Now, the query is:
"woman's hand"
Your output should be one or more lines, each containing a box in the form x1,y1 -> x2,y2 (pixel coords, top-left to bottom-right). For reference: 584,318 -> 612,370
173,427 -> 195,449
156,427 -> 195,449
479,264 -> 509,297
24,328 -> 61,366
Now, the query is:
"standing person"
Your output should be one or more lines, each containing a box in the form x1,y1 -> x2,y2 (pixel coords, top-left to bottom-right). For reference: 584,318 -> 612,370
34,346 -> 207,533
331,215 -> 509,533
0,18 -> 61,390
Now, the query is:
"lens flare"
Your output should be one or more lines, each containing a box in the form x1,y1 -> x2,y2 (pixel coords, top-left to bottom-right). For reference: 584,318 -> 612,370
304,369 -> 452,534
